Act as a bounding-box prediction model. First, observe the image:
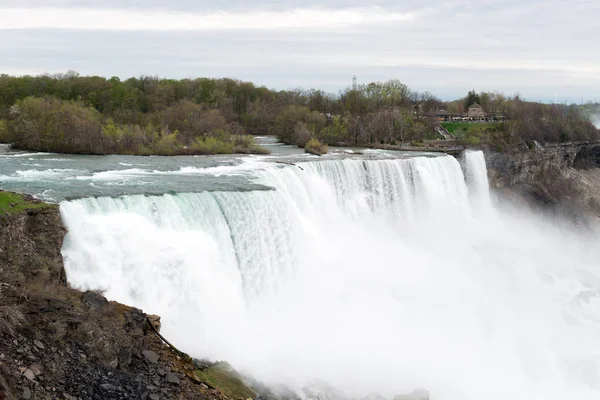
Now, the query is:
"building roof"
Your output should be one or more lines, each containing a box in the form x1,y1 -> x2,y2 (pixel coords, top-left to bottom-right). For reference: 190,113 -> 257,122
469,102 -> 483,109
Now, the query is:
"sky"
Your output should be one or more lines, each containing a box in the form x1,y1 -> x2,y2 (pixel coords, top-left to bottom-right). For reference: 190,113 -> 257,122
0,0 -> 599,101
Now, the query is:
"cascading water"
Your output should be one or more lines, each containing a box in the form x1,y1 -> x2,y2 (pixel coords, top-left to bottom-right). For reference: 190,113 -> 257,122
463,150 -> 492,212
60,152 -> 600,400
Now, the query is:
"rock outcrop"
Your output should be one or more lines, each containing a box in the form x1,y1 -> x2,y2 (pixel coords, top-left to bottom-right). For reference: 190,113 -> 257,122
484,142 -> 600,224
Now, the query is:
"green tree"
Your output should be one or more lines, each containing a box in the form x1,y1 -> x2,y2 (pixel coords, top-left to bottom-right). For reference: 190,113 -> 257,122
464,90 -> 481,111
319,116 -> 349,145
0,119 -> 8,142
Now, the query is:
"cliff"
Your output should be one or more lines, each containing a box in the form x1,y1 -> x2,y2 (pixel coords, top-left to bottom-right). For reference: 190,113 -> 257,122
484,142 -> 600,224
0,191 -> 232,400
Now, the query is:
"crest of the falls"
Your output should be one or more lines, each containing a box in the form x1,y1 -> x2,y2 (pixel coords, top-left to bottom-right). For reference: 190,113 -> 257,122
60,152 -> 600,400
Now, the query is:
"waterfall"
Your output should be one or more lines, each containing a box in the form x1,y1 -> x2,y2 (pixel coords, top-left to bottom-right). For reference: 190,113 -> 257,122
464,150 -> 492,211
60,152 -> 600,400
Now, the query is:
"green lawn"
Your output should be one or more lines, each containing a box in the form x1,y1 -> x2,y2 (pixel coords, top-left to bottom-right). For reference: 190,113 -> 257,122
0,191 -> 52,215
441,122 -> 499,138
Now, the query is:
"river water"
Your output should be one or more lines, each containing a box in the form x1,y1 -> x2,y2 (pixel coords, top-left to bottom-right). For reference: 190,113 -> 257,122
1,139 -> 600,400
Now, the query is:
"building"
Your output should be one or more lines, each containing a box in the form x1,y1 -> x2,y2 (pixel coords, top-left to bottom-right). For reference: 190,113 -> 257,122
467,103 -> 487,119
434,110 -> 452,121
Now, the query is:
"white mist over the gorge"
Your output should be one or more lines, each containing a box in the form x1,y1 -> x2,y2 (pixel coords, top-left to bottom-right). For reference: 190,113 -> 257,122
60,151 -> 600,400
592,113 -> 600,129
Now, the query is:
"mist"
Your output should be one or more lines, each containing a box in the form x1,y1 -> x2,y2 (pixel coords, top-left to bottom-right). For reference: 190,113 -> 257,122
60,152 -> 600,400
592,113 -> 600,129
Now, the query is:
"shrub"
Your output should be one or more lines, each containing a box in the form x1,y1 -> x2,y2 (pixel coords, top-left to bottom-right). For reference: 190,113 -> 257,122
231,135 -> 271,154
0,119 -> 8,142
152,133 -> 182,155
293,122 -> 312,147
304,138 -> 328,156
191,136 -> 234,154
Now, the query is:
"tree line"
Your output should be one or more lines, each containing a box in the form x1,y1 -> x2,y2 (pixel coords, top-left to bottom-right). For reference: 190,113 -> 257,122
0,71 -> 597,155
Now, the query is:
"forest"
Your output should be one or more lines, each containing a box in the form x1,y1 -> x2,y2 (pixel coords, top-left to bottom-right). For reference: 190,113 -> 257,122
0,71 -> 598,155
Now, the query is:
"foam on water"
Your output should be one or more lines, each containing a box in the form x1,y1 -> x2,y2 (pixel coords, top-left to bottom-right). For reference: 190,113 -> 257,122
60,152 -> 600,399
0,168 -> 83,181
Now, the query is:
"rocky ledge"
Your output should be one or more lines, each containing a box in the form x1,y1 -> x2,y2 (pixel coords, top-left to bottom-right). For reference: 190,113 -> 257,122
483,142 -> 600,225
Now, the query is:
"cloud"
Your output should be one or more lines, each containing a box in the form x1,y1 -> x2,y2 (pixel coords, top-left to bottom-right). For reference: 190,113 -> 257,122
0,1 -> 599,100
0,7 -> 414,30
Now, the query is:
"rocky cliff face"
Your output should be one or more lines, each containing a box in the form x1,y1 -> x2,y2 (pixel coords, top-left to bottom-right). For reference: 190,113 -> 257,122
1,204 -> 66,288
0,193 -> 228,400
484,142 -> 600,224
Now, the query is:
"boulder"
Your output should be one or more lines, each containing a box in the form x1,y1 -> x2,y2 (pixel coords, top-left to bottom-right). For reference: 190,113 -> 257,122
23,369 -> 35,382
82,291 -> 108,309
147,314 -> 161,332
28,364 -> 43,376
142,350 -> 159,364
166,373 -> 180,385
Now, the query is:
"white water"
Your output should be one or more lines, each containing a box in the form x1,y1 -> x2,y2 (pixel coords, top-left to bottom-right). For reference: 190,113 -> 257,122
60,152 -> 600,400
463,151 -> 492,213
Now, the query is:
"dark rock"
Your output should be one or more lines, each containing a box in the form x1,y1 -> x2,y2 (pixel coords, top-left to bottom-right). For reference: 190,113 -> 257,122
23,369 -> 35,381
117,347 -> 132,367
149,394 -> 160,400
142,350 -> 160,364
29,364 -> 43,376
64,394 -> 77,400
166,373 -> 180,385
574,145 -> 600,169
148,314 -> 161,332
82,290 -> 108,309
22,387 -> 31,399
157,368 -> 166,377
32,340 -> 44,350
100,383 -> 113,391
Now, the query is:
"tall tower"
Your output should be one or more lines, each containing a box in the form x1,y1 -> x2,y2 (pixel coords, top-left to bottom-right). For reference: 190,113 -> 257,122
352,75 -> 357,91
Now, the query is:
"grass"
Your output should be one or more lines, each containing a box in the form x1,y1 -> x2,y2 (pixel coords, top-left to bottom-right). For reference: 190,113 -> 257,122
0,191 -> 52,215
441,122 -> 499,138
193,362 -> 257,400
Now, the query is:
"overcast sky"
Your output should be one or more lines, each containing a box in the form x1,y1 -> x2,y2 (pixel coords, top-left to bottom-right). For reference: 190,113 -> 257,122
0,0 -> 599,101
